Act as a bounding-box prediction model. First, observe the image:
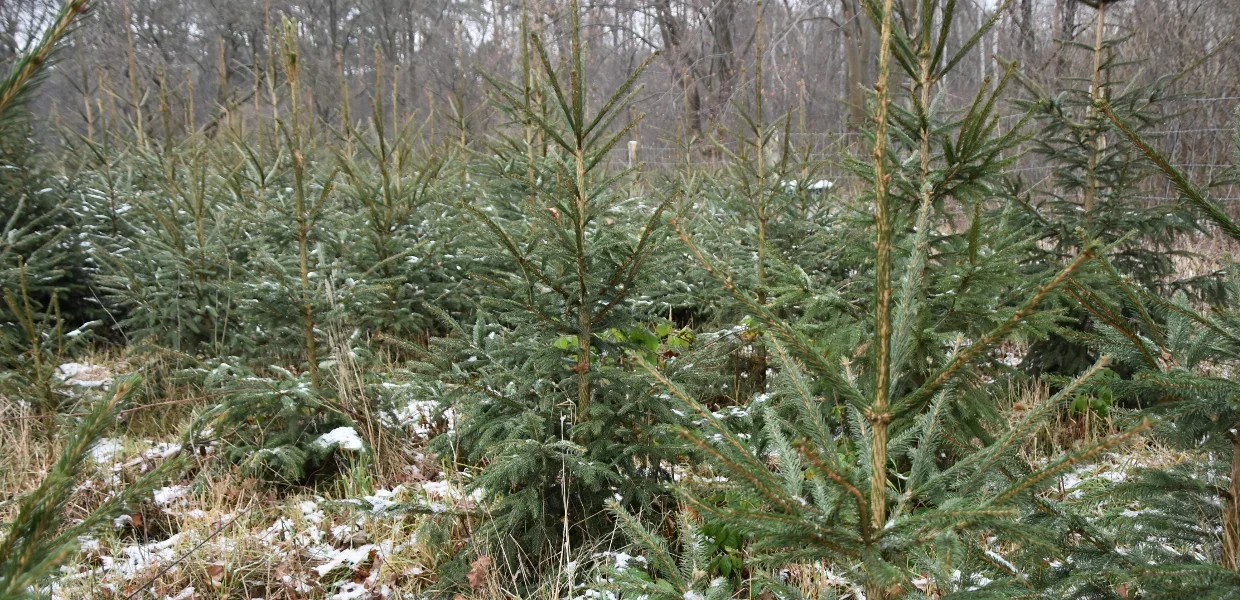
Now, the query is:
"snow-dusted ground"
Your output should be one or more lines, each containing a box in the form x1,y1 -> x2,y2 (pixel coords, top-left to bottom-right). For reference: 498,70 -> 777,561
54,458 -> 483,600
28,356 -> 1209,600
57,362 -> 114,388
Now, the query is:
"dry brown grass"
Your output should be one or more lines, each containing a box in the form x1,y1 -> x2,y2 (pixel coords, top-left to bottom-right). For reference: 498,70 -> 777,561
0,340 -> 473,600
0,395 -> 63,522
39,451 -> 461,599
327,325 -> 415,487
1172,229 -> 1240,282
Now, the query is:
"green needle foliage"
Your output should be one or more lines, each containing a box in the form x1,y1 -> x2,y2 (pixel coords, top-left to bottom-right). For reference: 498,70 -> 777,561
1011,6 -> 1202,288
83,144 -> 238,355
1,0 -> 99,397
606,504 -> 744,600
1035,109 -> 1240,596
0,0 -> 90,125
75,18 -> 474,484
0,376 -> 180,600
196,361 -> 354,483
0,265 -> 89,412
621,1 -> 1152,598
1009,0 -> 1216,377
335,101 -> 464,337
6,1 -> 1240,598
418,0 -> 682,581
0,0 -> 87,287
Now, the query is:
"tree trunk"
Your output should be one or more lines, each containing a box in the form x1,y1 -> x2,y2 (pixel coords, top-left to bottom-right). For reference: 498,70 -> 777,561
1020,0 -> 1035,60
1055,0 -> 1078,75
1224,434 -> 1240,570
654,0 -> 702,137
1061,0 -> 1078,39
709,0 -> 736,114
841,0 -> 871,128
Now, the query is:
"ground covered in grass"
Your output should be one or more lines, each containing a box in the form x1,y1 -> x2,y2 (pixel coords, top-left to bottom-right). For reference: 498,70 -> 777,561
6,1 -> 1240,599
1,352 -> 1217,600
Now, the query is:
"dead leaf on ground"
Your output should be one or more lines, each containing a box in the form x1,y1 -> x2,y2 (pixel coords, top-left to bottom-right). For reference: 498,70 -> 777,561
467,554 -> 493,590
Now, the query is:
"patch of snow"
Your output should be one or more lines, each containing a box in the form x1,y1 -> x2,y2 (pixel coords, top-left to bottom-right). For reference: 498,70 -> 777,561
385,399 -> 440,435
299,500 -> 324,523
57,363 -> 112,388
152,485 -> 188,506
1097,469 -> 1127,483
97,533 -> 183,578
330,523 -> 356,542
363,486 -> 404,513
163,587 -> 194,600
90,438 -> 125,464
611,551 -> 646,570
314,427 -> 364,451
65,320 -> 102,338
782,179 -> 834,192
327,581 -> 368,600
144,443 -> 182,460
967,573 -> 994,591
313,544 -> 375,576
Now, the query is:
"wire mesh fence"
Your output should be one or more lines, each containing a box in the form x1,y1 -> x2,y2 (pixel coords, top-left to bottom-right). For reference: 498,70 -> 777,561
604,97 -> 1240,206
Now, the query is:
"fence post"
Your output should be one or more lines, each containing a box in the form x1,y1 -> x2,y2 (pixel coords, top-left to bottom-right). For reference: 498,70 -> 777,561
627,140 -> 640,197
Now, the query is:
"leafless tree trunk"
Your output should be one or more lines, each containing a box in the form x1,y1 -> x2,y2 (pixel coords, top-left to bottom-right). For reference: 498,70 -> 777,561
841,0 -> 871,127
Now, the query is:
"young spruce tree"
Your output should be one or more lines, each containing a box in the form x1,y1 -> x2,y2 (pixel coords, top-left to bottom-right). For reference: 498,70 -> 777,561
419,0 -> 680,582
1032,105 -> 1240,596
0,0 -> 98,408
1011,0 -> 1210,375
624,1 -> 1147,598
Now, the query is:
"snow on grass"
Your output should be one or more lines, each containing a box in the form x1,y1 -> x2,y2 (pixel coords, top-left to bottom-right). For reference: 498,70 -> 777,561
389,399 -> 448,436
362,487 -> 403,513
56,362 -> 112,387
1052,451 -> 1159,499
93,533 -> 184,579
152,484 -> 189,506
161,587 -> 194,600
377,382 -> 454,437
59,486 -> 427,599
144,442 -> 182,460
313,544 -> 376,576
314,426 -> 364,451
89,437 -> 125,464
328,580 -> 370,600
50,412 -> 480,599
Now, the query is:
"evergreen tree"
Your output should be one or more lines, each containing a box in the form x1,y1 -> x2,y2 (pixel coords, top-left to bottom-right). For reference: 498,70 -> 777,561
606,504 -> 744,600
620,1 -> 1146,598
82,143 -> 241,355
1033,104 -> 1240,596
74,20 -> 473,483
1010,0 -> 1212,375
0,0 -> 99,409
335,101 -> 467,338
0,0 -> 92,308
419,0 -> 682,580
